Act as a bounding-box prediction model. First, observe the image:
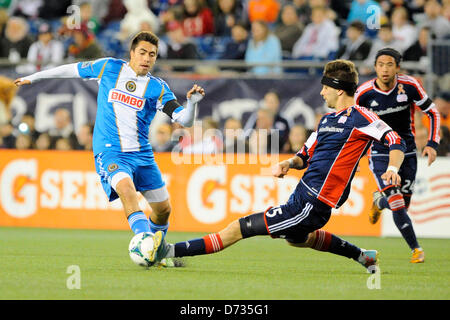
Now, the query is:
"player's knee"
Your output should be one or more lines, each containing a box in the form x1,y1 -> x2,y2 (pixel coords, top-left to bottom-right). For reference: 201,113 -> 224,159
403,195 -> 412,210
152,201 -> 171,218
383,186 -> 406,212
115,180 -> 137,201
239,212 -> 269,239
286,232 -> 315,248
219,220 -> 243,246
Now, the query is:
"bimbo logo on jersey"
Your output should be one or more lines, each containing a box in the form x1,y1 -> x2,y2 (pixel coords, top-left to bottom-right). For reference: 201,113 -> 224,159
108,89 -> 145,111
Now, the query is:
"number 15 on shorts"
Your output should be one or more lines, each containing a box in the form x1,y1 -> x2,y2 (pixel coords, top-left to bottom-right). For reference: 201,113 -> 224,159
266,207 -> 282,218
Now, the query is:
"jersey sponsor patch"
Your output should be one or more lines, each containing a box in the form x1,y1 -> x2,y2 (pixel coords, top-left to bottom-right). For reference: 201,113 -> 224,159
108,89 -> 145,111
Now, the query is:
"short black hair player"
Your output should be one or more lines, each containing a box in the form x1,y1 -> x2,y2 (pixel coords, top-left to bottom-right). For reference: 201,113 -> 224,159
355,48 -> 441,263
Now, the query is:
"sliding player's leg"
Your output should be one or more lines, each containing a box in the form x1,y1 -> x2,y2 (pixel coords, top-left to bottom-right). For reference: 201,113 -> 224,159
286,230 -> 378,270
262,201 -> 378,271
153,196 -> 378,271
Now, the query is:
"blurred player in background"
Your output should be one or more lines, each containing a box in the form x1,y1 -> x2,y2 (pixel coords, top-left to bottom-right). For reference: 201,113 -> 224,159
150,60 -> 406,272
14,31 -> 205,266
355,48 -> 440,263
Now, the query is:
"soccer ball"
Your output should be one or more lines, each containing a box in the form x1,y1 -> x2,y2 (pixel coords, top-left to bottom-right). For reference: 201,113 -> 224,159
128,232 -> 157,267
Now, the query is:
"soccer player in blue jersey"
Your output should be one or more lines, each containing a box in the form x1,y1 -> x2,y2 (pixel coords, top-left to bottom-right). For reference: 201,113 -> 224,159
355,48 -> 441,263
150,60 -> 406,272
15,31 -> 205,266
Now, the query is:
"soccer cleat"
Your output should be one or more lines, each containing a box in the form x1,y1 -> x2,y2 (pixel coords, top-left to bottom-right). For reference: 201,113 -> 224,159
369,191 -> 383,224
150,232 -> 185,267
156,257 -> 186,268
148,230 -> 163,263
410,248 -> 425,263
358,249 -> 379,273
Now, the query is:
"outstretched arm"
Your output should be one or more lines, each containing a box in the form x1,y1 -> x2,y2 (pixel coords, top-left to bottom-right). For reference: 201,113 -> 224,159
171,84 -> 205,127
272,156 -> 304,178
14,63 -> 80,86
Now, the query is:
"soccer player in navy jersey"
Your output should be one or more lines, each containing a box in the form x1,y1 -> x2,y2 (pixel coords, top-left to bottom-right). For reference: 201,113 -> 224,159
151,60 -> 406,272
355,48 -> 440,263
14,31 -> 205,267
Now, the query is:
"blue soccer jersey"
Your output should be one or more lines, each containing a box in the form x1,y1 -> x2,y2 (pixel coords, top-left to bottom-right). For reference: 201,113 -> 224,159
77,58 -> 179,156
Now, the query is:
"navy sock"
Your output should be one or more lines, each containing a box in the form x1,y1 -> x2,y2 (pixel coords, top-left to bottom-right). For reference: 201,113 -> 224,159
174,238 -> 205,257
174,233 -> 223,257
392,209 -> 419,250
311,230 -> 361,260
328,234 -> 362,261
377,196 -> 389,210
127,211 -> 151,234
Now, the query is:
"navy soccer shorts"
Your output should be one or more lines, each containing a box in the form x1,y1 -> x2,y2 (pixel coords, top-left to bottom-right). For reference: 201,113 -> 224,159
369,154 -> 417,196
263,187 -> 332,244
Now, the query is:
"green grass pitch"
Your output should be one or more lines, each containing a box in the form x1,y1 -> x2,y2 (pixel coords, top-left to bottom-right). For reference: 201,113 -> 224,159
1,227 -> 449,300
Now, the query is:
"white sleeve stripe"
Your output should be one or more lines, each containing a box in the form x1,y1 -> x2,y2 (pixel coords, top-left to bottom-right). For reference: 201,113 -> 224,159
423,102 -> 436,113
387,132 -> 396,144
399,77 -> 427,97
414,95 -> 429,106
304,131 -> 317,149
356,106 -> 378,122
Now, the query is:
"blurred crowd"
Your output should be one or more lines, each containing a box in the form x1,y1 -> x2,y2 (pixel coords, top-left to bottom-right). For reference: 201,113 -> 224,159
0,0 -> 449,74
0,0 -> 449,156
1,79 -> 448,157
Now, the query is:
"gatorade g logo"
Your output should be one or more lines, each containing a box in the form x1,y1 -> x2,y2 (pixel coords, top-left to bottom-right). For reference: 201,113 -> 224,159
108,89 -> 145,111
0,159 -> 37,218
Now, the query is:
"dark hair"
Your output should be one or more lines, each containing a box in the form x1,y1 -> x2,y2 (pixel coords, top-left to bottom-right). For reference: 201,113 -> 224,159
130,31 -> 159,52
349,21 -> 365,33
233,21 -> 249,31
375,47 -> 402,66
380,23 -> 392,31
323,59 -> 359,96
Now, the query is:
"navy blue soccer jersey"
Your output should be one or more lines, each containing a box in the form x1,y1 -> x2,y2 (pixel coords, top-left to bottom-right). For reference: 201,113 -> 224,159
295,105 -> 405,209
355,74 -> 440,155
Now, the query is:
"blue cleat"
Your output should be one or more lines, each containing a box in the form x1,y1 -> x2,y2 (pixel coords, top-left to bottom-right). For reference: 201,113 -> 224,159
358,249 -> 379,273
